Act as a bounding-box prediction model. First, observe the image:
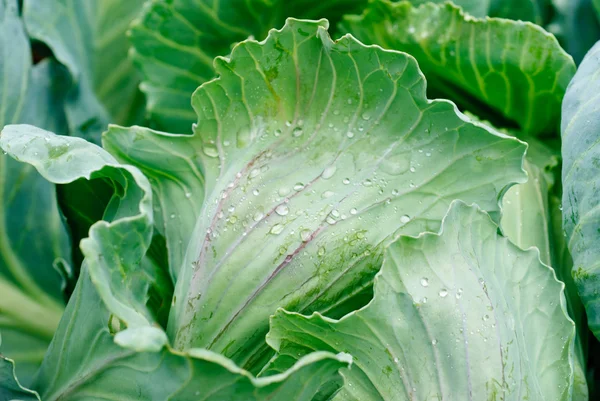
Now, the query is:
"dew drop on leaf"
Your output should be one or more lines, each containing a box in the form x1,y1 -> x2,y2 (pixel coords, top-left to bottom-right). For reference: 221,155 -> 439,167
276,205 -> 289,216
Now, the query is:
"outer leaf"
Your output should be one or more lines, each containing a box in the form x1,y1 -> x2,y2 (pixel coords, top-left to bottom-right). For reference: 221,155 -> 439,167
0,125 -> 171,342
0,0 -> 71,386
267,202 -> 576,401
31,267 -> 349,401
341,1 -> 576,137
562,40 -> 600,340
105,19 -> 527,370
129,0 -> 368,133
23,0 -> 146,142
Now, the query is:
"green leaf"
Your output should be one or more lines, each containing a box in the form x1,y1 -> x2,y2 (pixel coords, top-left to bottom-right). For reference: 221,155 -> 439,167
562,40 -> 600,341
501,153 -> 588,399
341,1 -> 576,137
267,201 -> 577,400
549,0 -> 600,64
23,0 -> 146,142
0,125 -> 171,339
31,265 -> 350,401
0,0 -> 71,386
129,0 -> 369,134
404,0 -> 550,23
0,354 -> 39,401
104,19 -> 527,370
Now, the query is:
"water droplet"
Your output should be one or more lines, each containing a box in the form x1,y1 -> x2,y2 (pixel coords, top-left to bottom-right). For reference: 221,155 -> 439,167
252,189 -> 260,196
425,152 -> 431,157
333,110 -> 340,115
318,246 -> 326,256
228,205 -> 235,212
350,208 -> 358,215
300,229 -> 311,241
274,129 -> 282,137
170,213 -> 176,219
409,166 -> 416,173
285,121 -> 292,127
400,215 -> 410,224
185,192 -> 192,198
322,190 -> 335,198
249,168 -> 260,178
346,131 -> 355,138
343,178 -> 350,185
278,187 -> 290,196
420,277 -> 429,287
392,189 -> 399,196
292,127 -> 303,137
294,183 -> 305,191
322,165 -> 337,179
432,339 -> 438,345
394,357 -> 399,363
223,140 -> 230,147
253,212 -> 264,221
270,224 -> 284,235
439,289 -> 448,298
422,297 -> 428,304
276,205 -> 289,216
479,278 -> 485,285
361,112 -> 371,121
483,314 -> 490,321
203,145 -> 219,157
456,288 -> 463,299
363,179 -> 373,187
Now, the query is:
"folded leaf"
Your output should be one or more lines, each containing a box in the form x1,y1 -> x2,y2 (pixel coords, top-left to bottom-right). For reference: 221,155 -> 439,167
267,201 -> 576,400
0,0 -> 71,385
129,0 -> 369,133
562,40 -> 600,340
23,0 -> 146,142
0,125 -> 171,338
105,19 -> 527,370
341,1 -> 575,137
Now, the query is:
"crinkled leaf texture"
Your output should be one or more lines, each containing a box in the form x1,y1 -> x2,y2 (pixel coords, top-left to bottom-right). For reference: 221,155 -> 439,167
129,0 -> 369,133
267,201 -> 577,401
0,126 -> 350,401
341,0 -> 575,137
562,40 -> 600,340
0,0 -> 71,386
23,0 -> 146,142
104,18 -> 527,371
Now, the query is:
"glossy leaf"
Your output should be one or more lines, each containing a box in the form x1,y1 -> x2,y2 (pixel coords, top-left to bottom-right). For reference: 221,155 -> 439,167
129,0 -> 368,133
341,0 -> 576,137
0,0 -> 71,386
562,40 -> 600,340
23,0 -> 146,142
267,202 -> 576,401
0,354 -> 39,401
104,19 -> 527,370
